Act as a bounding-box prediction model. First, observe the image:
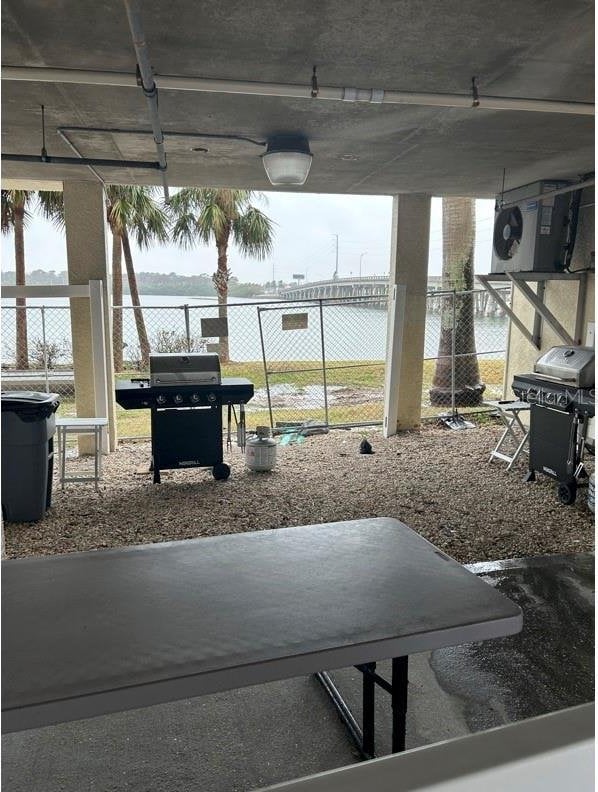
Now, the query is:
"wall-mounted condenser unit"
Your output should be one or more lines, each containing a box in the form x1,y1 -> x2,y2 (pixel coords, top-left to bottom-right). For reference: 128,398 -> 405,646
491,180 -> 571,274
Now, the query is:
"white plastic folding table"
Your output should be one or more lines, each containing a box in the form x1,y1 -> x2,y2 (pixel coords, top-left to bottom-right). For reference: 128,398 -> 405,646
2,517 -> 522,757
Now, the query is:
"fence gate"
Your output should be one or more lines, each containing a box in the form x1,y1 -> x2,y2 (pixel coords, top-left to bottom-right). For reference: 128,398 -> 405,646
257,302 -> 328,430
257,297 -> 388,431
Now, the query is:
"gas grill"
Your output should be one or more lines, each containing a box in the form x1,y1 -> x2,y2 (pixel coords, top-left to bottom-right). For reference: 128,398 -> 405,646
512,345 -> 594,505
115,353 -> 253,483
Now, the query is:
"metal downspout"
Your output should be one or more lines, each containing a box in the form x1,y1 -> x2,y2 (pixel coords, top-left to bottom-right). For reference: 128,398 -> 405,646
122,0 -> 170,202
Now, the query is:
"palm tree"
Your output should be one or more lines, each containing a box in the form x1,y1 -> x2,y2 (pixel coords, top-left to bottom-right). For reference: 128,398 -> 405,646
35,186 -> 168,371
169,189 -> 274,363
1,190 -> 32,368
105,186 -> 169,370
1,190 -> 63,369
429,197 -> 485,407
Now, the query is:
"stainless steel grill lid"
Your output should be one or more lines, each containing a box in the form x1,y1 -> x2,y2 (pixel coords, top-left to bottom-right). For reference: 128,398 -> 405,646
534,345 -> 594,388
149,353 -> 221,387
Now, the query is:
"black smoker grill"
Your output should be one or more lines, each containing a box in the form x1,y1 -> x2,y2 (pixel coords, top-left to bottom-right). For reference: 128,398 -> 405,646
512,345 -> 595,505
115,353 -> 253,483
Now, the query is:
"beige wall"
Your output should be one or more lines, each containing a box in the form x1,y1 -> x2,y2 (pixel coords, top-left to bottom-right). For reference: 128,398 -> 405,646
504,187 -> 595,394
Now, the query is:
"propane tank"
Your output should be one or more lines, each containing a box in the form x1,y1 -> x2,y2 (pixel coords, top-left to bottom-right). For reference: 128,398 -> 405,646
246,426 -> 277,472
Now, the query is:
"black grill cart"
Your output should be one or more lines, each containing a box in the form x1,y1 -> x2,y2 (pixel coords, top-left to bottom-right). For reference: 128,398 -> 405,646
512,345 -> 594,505
115,375 -> 253,483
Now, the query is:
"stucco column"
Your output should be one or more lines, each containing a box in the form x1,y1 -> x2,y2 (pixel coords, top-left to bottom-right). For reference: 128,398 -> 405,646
63,181 -> 117,452
386,193 -> 431,431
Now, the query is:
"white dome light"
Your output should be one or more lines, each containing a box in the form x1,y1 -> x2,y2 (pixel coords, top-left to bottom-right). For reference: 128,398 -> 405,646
262,135 -> 312,186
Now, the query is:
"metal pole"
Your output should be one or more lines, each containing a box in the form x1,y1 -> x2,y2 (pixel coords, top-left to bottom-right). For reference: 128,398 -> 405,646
359,252 -> 367,278
41,307 -> 49,393
362,661 -> 376,757
183,304 -> 191,352
334,234 -> 339,279
391,656 -> 409,753
123,0 -> 170,201
532,281 -> 545,348
451,291 -> 457,419
315,672 -> 367,758
257,307 -> 274,430
319,300 -> 329,426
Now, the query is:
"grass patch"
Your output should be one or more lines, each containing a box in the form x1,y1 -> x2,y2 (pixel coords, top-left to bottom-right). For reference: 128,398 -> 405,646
101,357 -> 507,436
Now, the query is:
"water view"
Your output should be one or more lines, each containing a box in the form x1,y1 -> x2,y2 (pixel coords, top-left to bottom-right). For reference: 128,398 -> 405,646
1,294 -> 508,365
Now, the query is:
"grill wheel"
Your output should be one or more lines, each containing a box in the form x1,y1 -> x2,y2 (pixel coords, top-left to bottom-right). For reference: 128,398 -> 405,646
212,463 -> 231,481
557,477 -> 578,506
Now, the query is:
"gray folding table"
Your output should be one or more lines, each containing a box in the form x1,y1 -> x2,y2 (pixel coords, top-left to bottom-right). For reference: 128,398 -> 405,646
2,517 -> 522,757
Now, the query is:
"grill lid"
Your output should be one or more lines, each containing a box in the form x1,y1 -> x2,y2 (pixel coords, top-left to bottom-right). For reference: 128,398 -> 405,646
149,353 -> 221,387
534,345 -> 594,387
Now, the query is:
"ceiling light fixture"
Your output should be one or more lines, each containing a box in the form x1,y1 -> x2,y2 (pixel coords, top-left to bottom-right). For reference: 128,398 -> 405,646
262,134 -> 313,186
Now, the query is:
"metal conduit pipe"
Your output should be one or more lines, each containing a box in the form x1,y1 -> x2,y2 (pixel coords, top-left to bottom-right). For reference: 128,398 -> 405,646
499,177 -> 595,209
1,153 -> 161,169
57,129 -> 105,184
2,65 -> 594,117
122,0 -> 170,201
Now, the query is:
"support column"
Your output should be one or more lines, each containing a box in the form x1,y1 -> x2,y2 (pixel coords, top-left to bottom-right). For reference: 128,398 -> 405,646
385,194 -> 431,432
63,182 -> 117,452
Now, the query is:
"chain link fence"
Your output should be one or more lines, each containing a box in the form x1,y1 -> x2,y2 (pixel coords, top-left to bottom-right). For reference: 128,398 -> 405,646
422,288 -> 510,419
1,288 -> 511,436
257,296 -> 387,430
1,305 -> 75,408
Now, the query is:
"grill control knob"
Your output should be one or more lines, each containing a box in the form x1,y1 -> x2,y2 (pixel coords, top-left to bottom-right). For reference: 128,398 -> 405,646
207,392 -> 217,403
156,394 -> 167,405
190,393 -> 200,403
174,393 -> 184,405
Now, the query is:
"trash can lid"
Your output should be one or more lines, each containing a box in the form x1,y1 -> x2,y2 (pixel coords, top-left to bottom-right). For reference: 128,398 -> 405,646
1,391 -> 60,415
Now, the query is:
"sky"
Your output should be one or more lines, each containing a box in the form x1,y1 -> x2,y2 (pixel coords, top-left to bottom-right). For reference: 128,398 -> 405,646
1,192 -> 496,283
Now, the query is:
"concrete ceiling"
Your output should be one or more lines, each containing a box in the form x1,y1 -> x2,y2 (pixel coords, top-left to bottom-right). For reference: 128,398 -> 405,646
1,0 -> 594,197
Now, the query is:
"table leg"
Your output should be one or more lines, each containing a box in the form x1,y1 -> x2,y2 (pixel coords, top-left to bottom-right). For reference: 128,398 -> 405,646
316,656 -> 409,760
94,427 -> 100,491
362,661 -> 376,758
488,414 -> 511,462
99,426 -> 104,479
507,431 -> 530,471
60,427 -> 66,490
315,671 -> 366,757
391,656 -> 408,753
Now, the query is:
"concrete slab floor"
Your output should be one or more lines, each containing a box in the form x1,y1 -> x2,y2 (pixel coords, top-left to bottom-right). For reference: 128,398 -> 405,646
2,553 -> 594,792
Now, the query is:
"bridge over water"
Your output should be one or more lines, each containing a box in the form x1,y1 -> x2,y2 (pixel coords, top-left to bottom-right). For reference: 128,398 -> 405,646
279,276 -> 509,316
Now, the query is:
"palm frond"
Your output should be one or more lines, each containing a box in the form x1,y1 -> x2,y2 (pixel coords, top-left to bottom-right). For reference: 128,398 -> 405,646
196,202 -> 229,243
1,190 -> 35,233
171,210 -> 200,249
168,188 -> 275,274
232,207 -> 275,259
37,191 -> 65,231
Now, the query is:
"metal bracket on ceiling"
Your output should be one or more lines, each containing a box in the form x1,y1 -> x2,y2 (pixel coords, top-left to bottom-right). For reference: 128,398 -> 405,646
311,66 -> 318,98
40,104 -> 48,161
471,76 -> 480,108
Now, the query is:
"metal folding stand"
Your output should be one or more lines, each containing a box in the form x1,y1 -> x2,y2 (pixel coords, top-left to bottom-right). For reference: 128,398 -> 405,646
487,400 -> 530,470
315,656 -> 408,760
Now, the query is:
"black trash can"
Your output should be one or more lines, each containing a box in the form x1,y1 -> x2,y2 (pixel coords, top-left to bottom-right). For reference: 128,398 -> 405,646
1,391 -> 60,522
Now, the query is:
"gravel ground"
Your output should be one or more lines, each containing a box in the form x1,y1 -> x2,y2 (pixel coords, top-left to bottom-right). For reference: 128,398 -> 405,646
3,420 -> 595,562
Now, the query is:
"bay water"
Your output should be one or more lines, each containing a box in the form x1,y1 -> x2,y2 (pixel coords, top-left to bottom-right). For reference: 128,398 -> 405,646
1,294 -> 508,364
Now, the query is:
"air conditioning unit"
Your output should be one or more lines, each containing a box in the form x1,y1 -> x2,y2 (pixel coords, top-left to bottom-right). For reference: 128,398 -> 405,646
491,180 -> 571,274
